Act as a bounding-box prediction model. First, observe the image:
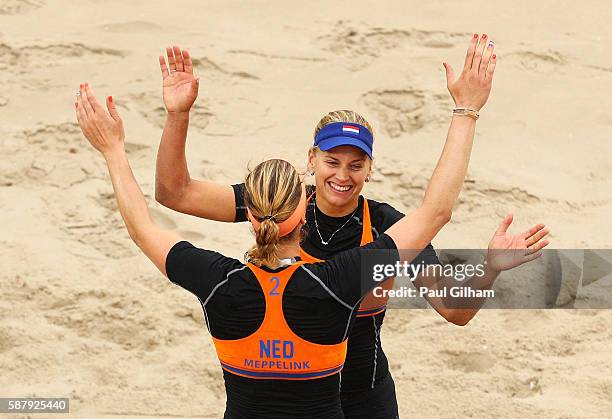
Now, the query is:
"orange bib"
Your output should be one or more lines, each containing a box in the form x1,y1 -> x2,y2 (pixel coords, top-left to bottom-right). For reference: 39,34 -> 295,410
212,261 -> 348,380
300,199 -> 394,317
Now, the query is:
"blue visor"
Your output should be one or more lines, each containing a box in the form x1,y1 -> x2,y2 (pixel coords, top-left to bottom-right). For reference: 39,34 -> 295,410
314,122 -> 373,158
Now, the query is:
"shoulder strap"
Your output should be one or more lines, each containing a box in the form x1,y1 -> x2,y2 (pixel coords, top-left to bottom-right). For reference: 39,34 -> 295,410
360,198 -> 374,245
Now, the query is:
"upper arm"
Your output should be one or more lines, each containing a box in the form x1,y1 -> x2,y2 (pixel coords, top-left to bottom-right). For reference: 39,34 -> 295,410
133,224 -> 183,277
385,207 -> 449,262
157,179 -> 238,222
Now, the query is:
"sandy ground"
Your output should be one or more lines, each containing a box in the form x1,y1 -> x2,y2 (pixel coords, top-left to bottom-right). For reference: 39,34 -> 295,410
1,0 -> 611,418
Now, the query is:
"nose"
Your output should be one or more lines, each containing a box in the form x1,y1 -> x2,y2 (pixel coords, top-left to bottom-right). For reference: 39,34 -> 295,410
335,166 -> 350,182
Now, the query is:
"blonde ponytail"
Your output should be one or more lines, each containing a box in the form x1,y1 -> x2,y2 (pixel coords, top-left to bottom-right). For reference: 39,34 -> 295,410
244,159 -> 302,268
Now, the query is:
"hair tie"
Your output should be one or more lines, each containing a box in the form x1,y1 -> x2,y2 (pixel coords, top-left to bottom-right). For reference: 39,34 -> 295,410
262,215 -> 276,221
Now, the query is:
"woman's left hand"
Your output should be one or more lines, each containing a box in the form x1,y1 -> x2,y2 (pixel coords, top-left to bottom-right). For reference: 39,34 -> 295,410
75,83 -> 125,157
486,214 -> 550,272
443,33 -> 497,111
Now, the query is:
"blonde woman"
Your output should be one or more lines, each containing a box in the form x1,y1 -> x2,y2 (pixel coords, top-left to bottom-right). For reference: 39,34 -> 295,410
75,76 -> 551,417
154,35 -> 549,418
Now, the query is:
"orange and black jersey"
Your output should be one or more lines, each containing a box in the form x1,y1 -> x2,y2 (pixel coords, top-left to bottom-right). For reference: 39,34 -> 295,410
233,183 -> 441,395
166,234 -> 400,419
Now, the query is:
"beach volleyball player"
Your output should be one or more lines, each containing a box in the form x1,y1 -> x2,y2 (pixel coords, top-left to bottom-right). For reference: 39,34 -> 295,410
154,35 -> 549,417
74,75 -> 500,416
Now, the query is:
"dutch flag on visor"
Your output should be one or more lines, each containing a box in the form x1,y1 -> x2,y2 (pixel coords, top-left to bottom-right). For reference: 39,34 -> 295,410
342,125 -> 360,135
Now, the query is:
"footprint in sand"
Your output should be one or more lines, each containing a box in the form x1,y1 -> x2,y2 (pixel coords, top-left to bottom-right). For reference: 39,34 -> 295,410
504,50 -> 567,73
1,123 -> 138,188
442,350 -> 496,373
319,22 -> 465,70
0,328 -> 20,353
56,190 -> 139,259
0,42 -> 126,70
191,56 -> 260,81
360,89 -> 434,137
0,0 -> 43,15
44,295 -> 154,350
505,376 -> 544,398
129,92 -> 213,130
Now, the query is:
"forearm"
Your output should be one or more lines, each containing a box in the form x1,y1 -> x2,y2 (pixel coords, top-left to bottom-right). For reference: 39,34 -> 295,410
421,115 -> 476,218
155,112 -> 191,204
105,148 -> 155,243
416,262 -> 500,326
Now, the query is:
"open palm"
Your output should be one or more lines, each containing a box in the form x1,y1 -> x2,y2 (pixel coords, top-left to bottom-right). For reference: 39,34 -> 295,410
159,46 -> 199,113
486,214 -> 550,272
443,33 -> 497,111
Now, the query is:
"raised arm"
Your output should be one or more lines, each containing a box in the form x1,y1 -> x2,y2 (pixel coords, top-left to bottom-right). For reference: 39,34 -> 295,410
414,214 -> 550,325
155,46 -> 237,222
76,84 -> 181,276
387,33 -> 496,252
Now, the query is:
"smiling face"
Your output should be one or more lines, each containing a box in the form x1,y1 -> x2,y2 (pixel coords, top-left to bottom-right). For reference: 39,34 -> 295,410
308,145 -> 372,216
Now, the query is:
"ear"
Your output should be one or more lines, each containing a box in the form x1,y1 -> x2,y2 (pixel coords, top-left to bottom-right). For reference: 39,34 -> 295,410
307,147 -> 317,172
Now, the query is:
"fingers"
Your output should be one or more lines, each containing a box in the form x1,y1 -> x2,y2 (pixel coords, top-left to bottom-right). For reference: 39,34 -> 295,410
486,53 -> 497,81
479,39 -> 495,75
463,33 -> 479,71
521,223 -> 546,240
495,213 -> 513,234
443,62 -> 456,86
173,45 -> 184,72
522,251 -> 543,263
76,84 -> 85,116
526,239 -> 550,255
75,89 -> 94,139
525,226 -> 550,247
79,84 -> 95,117
166,47 -> 177,72
471,34 -> 488,74
106,95 -> 121,122
159,55 -> 169,78
84,84 -> 105,113
75,95 -> 87,132
183,49 -> 194,74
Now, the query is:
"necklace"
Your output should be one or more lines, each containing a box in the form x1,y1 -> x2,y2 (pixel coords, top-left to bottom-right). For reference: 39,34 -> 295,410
313,201 -> 358,246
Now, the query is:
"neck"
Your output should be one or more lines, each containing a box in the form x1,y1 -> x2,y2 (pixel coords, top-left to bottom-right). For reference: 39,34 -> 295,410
315,195 -> 359,217
277,240 -> 301,259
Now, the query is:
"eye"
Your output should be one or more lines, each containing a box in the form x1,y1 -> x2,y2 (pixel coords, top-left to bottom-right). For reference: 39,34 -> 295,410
325,160 -> 339,167
350,164 -> 363,171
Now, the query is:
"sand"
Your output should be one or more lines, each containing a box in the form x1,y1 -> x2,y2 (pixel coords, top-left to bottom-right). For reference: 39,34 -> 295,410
1,0 -> 611,418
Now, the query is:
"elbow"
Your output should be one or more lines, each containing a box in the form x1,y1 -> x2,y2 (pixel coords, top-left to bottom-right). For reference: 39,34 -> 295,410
446,311 -> 472,327
154,186 -> 169,206
439,209 -> 452,226
421,201 -> 452,230
433,208 -> 452,231
449,317 -> 470,327
127,227 -> 143,248
155,181 -> 180,210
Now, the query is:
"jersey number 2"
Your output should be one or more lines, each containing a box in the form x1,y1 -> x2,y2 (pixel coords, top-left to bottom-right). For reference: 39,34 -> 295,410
269,277 -> 280,296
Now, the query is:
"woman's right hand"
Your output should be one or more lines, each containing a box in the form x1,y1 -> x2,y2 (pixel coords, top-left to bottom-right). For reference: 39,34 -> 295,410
443,34 -> 497,111
159,45 -> 200,113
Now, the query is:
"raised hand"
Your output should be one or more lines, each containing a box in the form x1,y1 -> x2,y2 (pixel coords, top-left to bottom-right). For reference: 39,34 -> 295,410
443,33 -> 497,111
486,214 -> 550,272
75,83 -> 124,156
159,45 -> 199,113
